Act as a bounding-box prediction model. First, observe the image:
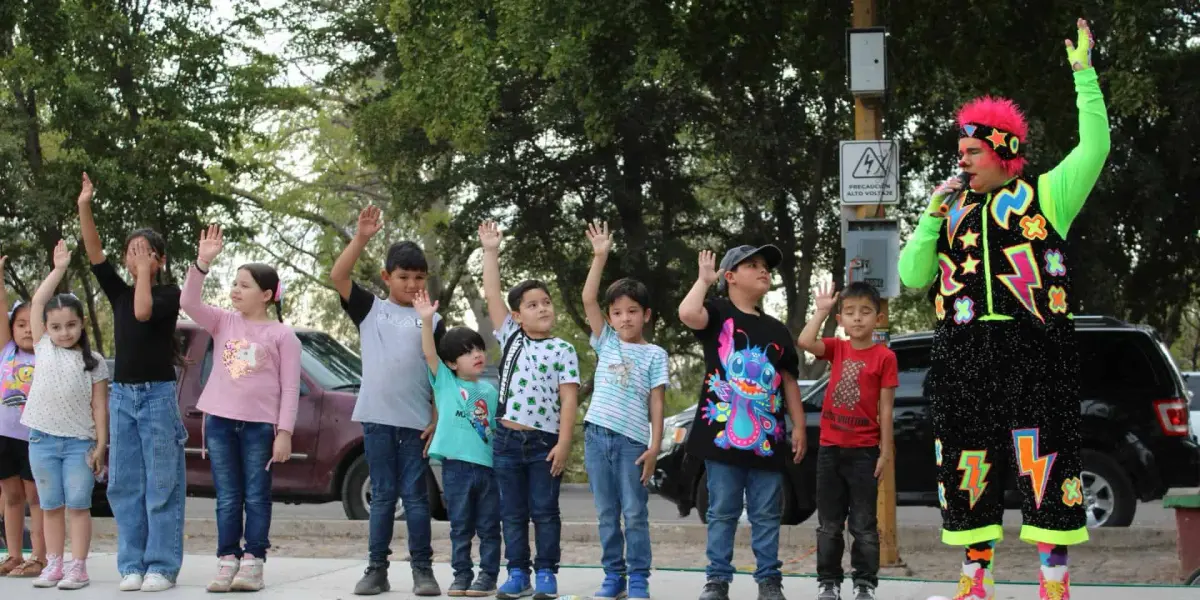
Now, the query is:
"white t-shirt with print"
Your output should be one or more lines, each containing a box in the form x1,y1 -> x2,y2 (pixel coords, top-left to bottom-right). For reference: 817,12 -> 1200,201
21,336 -> 109,440
494,315 -> 580,433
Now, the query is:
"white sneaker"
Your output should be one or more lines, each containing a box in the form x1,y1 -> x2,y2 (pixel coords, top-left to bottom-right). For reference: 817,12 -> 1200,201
119,574 -> 144,591
140,573 -> 175,592
230,557 -> 264,592
207,555 -> 241,593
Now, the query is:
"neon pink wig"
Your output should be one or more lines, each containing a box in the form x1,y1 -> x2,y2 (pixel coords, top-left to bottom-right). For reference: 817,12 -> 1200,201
956,96 -> 1029,177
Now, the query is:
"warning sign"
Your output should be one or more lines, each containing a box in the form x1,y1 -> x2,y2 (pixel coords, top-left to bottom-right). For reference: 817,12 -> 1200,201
840,140 -> 900,205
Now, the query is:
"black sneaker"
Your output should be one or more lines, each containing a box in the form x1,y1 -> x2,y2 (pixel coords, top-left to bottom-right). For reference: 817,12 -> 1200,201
817,581 -> 841,600
353,563 -> 391,596
449,572 -> 473,597
413,566 -> 442,596
852,584 -> 876,600
699,580 -> 731,600
758,577 -> 787,600
467,572 -> 498,597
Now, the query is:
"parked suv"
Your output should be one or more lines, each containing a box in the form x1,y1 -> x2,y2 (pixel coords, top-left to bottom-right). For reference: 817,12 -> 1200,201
649,316 -> 1200,528
93,318 -> 452,521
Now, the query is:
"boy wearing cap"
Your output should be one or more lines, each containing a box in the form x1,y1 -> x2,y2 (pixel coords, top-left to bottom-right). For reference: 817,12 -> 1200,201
678,245 -> 807,600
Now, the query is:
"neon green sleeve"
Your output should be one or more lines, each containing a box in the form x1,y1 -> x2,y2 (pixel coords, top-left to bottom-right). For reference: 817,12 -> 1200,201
1037,68 -> 1111,238
898,197 -> 943,290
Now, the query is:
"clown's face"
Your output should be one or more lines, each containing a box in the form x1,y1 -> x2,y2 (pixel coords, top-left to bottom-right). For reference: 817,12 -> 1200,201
958,138 -> 1010,193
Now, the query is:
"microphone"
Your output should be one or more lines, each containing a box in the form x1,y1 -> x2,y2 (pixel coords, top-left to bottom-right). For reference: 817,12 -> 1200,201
932,171 -> 970,217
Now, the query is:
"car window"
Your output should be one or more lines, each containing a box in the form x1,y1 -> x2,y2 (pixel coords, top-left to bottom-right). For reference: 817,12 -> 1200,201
296,332 -> 362,391
802,377 -> 828,410
893,344 -> 930,401
1185,373 -> 1200,409
1078,330 -> 1173,397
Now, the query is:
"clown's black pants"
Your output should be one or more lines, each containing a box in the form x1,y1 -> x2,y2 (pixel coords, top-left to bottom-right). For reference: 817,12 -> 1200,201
926,318 -> 1088,546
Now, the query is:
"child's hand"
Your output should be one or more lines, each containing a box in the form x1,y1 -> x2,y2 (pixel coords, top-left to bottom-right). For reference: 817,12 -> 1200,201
197,224 -> 223,265
356,205 -> 383,240
478,220 -> 502,251
697,250 -> 722,286
546,441 -> 570,477
875,451 -> 892,479
87,446 -> 106,477
270,432 -> 292,468
421,424 -> 435,458
52,240 -> 71,272
586,220 -> 612,256
78,172 -> 95,206
128,237 -> 157,274
413,289 -> 438,321
635,447 -> 657,486
813,280 -> 838,313
791,427 -> 807,463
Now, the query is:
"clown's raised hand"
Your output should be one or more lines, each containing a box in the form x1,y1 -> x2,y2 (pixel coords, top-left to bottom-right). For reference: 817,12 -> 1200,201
1065,18 -> 1095,72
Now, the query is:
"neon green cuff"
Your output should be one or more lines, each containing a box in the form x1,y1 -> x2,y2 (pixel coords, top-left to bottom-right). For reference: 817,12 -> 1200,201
1020,525 -> 1090,546
942,524 -> 1004,546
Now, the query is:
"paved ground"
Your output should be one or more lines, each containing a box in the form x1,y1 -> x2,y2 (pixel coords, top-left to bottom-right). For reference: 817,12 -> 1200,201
0,555 -> 1194,599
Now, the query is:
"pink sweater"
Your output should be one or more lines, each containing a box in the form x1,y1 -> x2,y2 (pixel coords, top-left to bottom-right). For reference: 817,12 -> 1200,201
181,266 -> 301,432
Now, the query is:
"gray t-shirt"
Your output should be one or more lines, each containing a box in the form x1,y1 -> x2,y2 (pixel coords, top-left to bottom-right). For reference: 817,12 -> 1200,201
341,282 -> 445,429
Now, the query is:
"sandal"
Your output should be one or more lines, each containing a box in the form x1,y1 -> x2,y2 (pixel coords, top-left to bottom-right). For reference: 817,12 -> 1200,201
0,555 -> 22,576
8,557 -> 45,577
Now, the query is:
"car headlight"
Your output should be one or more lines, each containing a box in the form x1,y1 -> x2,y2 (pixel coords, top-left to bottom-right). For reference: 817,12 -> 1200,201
660,425 -> 688,454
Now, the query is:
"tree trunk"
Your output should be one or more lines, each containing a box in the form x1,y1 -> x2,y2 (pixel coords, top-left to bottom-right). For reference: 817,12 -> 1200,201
460,279 -> 497,353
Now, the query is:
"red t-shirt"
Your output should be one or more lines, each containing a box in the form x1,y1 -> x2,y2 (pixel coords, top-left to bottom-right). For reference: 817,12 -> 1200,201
816,338 -> 898,448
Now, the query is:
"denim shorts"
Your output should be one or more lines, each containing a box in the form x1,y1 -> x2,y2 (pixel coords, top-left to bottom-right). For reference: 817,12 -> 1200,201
28,429 -> 97,510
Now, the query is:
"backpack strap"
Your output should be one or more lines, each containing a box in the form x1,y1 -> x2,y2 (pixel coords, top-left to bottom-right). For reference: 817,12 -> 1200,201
495,328 -> 525,420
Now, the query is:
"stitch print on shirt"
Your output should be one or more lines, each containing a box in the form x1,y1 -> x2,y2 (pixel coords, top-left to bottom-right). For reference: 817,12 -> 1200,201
223,339 -> 260,379
701,318 -> 783,457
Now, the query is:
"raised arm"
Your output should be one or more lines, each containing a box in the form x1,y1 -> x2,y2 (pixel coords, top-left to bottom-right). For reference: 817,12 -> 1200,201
76,173 -> 106,266
478,221 -> 510,330
182,225 -> 226,332
678,251 -> 719,330
330,205 -> 383,302
1038,20 -> 1110,238
797,280 -> 836,357
413,290 -> 441,373
31,241 -> 72,342
128,237 -> 158,322
582,221 -> 611,338
0,256 -> 10,348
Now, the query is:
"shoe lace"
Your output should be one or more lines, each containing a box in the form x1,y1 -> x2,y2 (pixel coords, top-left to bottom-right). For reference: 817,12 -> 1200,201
1042,579 -> 1066,600
66,561 -> 86,579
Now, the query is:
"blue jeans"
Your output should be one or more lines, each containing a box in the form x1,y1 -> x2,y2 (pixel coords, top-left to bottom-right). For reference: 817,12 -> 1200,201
442,459 -> 501,579
27,430 -> 96,510
362,423 -> 432,567
704,459 -> 783,583
107,381 -> 187,580
205,415 -> 275,560
494,426 -> 561,573
584,424 -> 651,579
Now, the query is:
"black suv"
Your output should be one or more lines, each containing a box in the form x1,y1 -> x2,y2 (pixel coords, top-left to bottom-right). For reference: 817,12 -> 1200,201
649,316 -> 1200,528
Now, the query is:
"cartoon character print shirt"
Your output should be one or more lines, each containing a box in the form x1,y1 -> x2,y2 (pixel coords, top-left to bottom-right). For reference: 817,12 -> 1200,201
816,338 -> 898,448
494,315 -> 581,433
427,361 -> 499,468
685,298 -> 800,471
0,341 -> 34,441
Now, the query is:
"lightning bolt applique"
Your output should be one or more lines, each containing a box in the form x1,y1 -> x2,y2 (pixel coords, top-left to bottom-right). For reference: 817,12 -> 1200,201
990,180 -> 1034,229
938,253 -> 964,296
1013,428 -> 1058,509
957,450 -> 992,510
945,193 -> 979,244
997,244 -> 1044,322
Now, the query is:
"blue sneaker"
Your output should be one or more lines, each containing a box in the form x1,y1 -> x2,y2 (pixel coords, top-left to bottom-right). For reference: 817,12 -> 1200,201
628,573 -> 649,599
532,569 -> 557,600
496,569 -> 532,599
595,573 -> 627,600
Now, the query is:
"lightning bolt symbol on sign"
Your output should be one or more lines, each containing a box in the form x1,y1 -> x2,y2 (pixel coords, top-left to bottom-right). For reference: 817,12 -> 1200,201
957,450 -> 992,510
997,244 -> 1044,321
1013,428 -> 1058,509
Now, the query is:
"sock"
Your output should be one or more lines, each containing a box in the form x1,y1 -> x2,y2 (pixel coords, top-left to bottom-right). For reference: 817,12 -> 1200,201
964,540 -> 996,571
1037,543 -> 1068,581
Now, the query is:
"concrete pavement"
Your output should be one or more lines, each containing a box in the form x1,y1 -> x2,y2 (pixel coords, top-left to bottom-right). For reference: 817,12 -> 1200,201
0,555 -> 1194,599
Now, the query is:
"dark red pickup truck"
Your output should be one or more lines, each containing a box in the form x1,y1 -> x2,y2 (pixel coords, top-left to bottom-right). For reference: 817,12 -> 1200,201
95,318 -> 448,520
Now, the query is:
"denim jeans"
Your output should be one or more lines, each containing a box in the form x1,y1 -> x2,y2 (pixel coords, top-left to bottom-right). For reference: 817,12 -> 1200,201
442,459 -> 501,579
704,459 -> 783,583
584,424 -> 651,579
205,415 -> 275,560
362,423 -> 432,567
106,381 -> 187,580
494,426 -> 561,573
816,446 -> 880,588
27,430 -> 96,510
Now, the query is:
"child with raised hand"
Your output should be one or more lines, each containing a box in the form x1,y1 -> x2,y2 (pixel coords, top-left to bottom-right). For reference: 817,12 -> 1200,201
413,289 -> 501,597
181,225 -> 301,593
580,221 -> 668,600
0,256 -> 47,578
479,221 -> 581,600
20,241 -> 110,590
77,172 -> 185,592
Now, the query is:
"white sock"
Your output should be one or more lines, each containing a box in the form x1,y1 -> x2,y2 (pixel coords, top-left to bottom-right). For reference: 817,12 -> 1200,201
1041,565 -> 1068,581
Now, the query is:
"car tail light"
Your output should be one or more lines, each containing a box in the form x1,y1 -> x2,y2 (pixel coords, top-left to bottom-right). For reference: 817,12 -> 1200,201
1154,398 -> 1190,436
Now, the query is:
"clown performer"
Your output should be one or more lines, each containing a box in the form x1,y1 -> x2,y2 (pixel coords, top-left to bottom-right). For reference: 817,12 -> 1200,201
897,18 -> 1109,600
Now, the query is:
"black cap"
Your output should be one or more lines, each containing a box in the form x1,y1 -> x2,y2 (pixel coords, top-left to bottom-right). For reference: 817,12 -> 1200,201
717,244 -> 783,291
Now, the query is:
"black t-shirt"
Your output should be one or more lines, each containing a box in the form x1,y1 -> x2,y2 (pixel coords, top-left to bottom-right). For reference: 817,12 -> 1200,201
685,298 -> 800,471
92,261 -> 181,383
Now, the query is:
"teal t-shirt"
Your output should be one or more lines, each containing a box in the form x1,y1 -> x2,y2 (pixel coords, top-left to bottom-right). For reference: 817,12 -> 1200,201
427,361 -> 499,467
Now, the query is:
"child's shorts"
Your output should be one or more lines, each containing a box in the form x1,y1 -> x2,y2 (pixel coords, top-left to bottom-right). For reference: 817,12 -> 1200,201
0,435 -> 34,481
27,429 -> 96,510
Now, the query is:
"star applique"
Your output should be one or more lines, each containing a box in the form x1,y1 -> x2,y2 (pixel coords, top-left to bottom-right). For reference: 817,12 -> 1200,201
1020,214 -> 1048,241
959,228 -> 980,248
961,254 -> 981,275
986,129 -> 1008,149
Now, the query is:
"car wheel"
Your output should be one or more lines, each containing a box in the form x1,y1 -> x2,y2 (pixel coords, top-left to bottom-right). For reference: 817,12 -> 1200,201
1186,566 -> 1200,585
342,454 -> 371,520
1080,449 -> 1136,528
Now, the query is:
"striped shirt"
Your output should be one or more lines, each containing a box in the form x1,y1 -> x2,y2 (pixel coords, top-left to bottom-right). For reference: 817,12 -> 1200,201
583,324 -> 669,446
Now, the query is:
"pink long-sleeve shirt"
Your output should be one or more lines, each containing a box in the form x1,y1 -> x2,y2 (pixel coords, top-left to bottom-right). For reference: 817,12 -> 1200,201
181,266 -> 302,432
